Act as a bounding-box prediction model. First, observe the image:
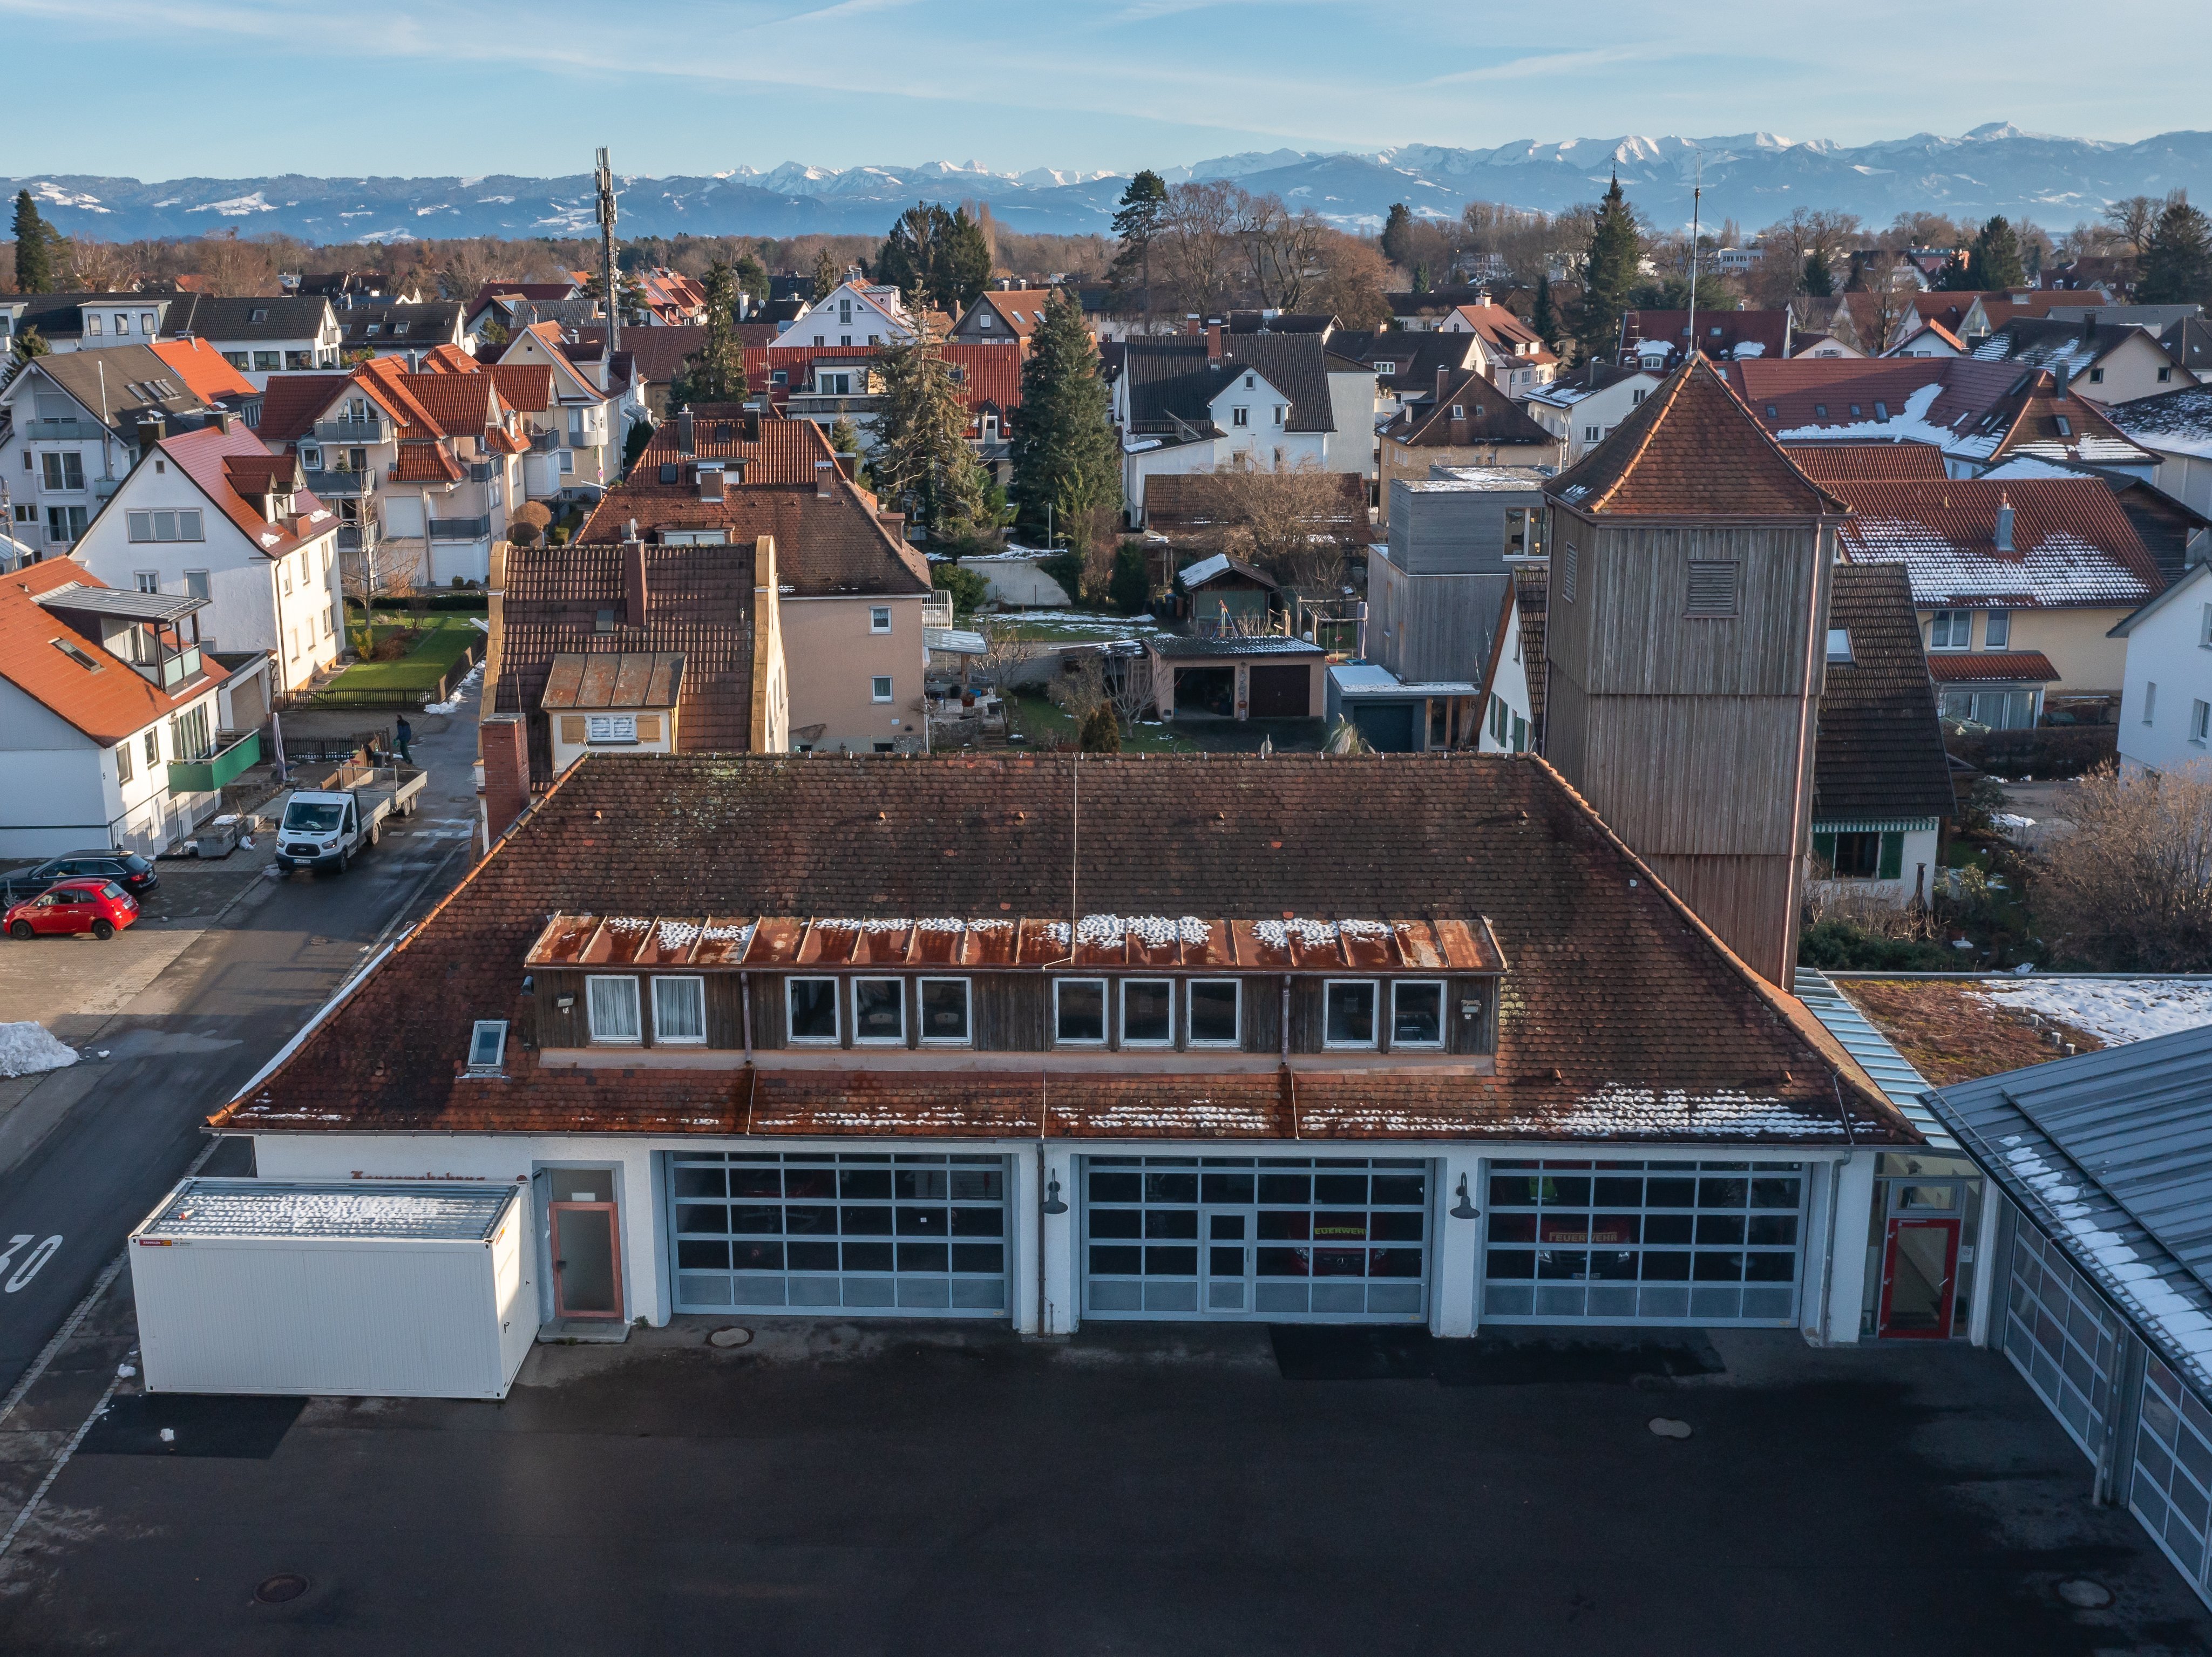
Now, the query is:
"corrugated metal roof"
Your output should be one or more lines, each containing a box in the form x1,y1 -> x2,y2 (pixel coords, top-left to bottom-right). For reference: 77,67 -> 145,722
1795,969 -> 1958,1149
140,1178 -> 517,1241
1925,1026 -> 2212,1393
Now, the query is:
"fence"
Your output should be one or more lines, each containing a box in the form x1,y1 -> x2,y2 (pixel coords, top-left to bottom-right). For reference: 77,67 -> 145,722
1949,724 -> 2119,779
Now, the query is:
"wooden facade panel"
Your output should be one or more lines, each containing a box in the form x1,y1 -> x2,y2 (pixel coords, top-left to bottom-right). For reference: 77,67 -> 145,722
535,969 -> 588,1049
751,972 -> 786,1050
1245,974 -> 1283,1054
1577,695 -> 1814,857
1643,852 -> 1801,988
1582,522 -> 1828,698
705,975 -> 745,1050
1370,554 -> 1509,687
1447,975 -> 1498,1056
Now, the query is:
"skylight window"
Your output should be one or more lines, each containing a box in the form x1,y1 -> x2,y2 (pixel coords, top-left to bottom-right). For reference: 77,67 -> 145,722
250,308 -> 268,323
2055,416 -> 2072,437
52,638 -> 101,671
1826,628 -> 1853,664
467,1020 -> 507,1072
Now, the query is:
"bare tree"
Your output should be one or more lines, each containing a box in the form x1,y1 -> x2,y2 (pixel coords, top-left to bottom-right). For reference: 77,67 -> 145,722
1233,195 -> 1328,310
62,238 -> 135,290
1836,252 -> 1912,351
1157,179 -> 1244,316
1189,461 -> 1361,594
979,623 -> 1037,736
192,229 -> 279,297
2104,195 -> 2163,255
1309,230 -> 1393,327
1107,651 -> 1154,729
1047,651 -> 1109,733
2030,763 -> 2212,969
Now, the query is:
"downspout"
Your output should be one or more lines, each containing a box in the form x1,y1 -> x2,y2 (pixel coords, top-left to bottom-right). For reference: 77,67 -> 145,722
1816,1070 -> 1860,1346
739,973 -> 752,1061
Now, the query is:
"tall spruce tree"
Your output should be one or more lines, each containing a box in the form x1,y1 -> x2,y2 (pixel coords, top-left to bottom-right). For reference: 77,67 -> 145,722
11,190 -> 55,293
1530,273 -> 1559,344
1801,250 -> 1834,297
1010,289 -> 1120,547
1379,203 -> 1416,272
1110,169 -> 1169,325
811,247 -> 840,301
1576,173 -> 1641,360
870,322 -> 994,547
1967,216 -> 2026,289
2138,196 -> 2212,307
670,260 -> 747,407
874,203 -> 993,315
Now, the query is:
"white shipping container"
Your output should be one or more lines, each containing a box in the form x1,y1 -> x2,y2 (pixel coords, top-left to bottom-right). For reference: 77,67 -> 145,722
130,1178 -> 537,1400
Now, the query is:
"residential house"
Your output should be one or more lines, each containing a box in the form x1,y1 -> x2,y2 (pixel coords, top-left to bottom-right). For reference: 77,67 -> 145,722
1789,333 -> 1867,361
1223,311 -> 1337,336
1523,361 -> 1660,464
549,421 -> 931,758
0,345 -> 232,560
763,340 -> 1026,489
1542,357 -> 1848,989
336,301 -> 470,356
1956,289 -> 2107,342
2108,560 -> 2212,777
1335,471 -> 1542,752
949,286 -> 1059,345
496,323 -> 629,498
1112,328 -> 1354,522
202,748 -> 1915,1351
1326,329 -> 1484,432
634,268 -> 709,327
789,281 -> 921,349
71,419 -> 343,695
1618,308 -> 1793,369
2039,256 -> 2135,296
1435,296 -> 1558,394
290,270 -> 424,305
1384,282 -> 1519,330
1885,320 -> 1969,359
1828,477 -> 2165,712
573,324 -> 703,422
2158,317 -> 2211,385
1808,563 -> 1955,908
0,560 -> 232,858
465,281 -> 585,343
0,292 -> 176,354
1942,369 -> 2162,481
2104,386 -> 2212,519
254,356 -> 530,592
1970,316 -> 2189,405
1376,368 -> 1560,522
164,294 -> 345,387
1138,474 -> 1366,582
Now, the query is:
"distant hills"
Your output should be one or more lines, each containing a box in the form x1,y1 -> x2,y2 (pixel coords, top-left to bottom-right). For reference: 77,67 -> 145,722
11,125 -> 2212,246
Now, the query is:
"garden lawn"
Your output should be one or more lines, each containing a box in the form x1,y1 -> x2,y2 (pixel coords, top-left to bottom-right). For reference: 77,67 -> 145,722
328,615 -> 479,692
1006,694 -> 1198,754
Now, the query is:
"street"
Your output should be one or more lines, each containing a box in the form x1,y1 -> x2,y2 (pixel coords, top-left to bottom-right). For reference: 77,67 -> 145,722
0,702 -> 482,1401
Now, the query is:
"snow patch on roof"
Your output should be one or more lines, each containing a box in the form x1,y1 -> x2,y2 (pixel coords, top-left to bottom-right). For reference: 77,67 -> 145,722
1973,980 -> 2212,1046
1774,382 -> 1956,447
1496,1085 -> 1851,1138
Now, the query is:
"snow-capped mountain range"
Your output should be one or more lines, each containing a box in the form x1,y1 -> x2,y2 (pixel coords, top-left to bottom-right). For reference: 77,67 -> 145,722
10,125 -> 2211,246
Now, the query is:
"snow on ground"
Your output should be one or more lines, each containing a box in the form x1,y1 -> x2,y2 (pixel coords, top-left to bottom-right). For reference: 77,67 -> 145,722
1973,980 -> 2212,1045
0,1022 -> 77,1078
425,662 -> 484,715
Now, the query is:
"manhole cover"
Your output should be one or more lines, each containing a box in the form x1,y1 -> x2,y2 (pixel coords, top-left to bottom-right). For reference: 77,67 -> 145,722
708,1327 -> 753,1349
1648,1417 -> 1693,1439
2057,1578 -> 2112,1609
255,1574 -> 308,1605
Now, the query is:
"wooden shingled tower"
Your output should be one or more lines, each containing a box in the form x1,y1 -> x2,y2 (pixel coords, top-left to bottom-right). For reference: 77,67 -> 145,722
1540,356 -> 1850,990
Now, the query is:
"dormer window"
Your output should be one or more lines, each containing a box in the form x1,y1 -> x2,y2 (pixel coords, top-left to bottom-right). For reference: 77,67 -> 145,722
251,308 -> 268,324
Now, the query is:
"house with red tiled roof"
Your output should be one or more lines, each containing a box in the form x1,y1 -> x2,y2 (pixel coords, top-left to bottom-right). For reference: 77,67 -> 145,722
1436,295 -> 1558,394
0,560 -> 233,858
69,417 -> 342,695
1830,475 -> 2164,709
948,285 -> 1058,345
783,280 -> 920,349
201,748 -> 1915,1359
494,322 -> 632,499
1619,308 -> 1793,370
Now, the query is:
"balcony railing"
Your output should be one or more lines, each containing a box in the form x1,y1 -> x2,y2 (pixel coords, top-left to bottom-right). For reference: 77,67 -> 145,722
313,417 -> 392,445
464,459 -> 497,483
428,515 -> 492,542
167,729 -> 261,795
130,645 -> 203,693
304,467 -> 375,498
336,524 -> 377,552
23,417 -> 104,440
530,429 -> 561,452
92,477 -> 120,500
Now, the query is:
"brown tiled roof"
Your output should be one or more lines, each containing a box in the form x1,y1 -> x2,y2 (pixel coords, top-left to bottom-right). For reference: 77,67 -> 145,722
1926,650 -> 2059,683
1548,357 -> 1846,518
1815,564 -> 1955,822
209,753 -> 1911,1146
483,363 -> 555,416
615,405 -> 831,487
396,371 -> 506,439
494,538 -> 765,783
391,443 -> 465,484
1784,443 -> 1948,482
1830,478 -> 2163,610
1512,566 -> 1547,739
0,563 -> 228,745
162,425 -> 333,560
1383,366 -> 1556,448
1718,357 -> 2025,438
255,374 -> 351,445
578,477 -> 930,600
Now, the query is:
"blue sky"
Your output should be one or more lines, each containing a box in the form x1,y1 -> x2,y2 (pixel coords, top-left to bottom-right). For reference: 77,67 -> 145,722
5,0 -> 2210,179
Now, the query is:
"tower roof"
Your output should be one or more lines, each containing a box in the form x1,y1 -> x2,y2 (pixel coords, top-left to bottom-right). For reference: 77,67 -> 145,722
1546,356 -> 1847,518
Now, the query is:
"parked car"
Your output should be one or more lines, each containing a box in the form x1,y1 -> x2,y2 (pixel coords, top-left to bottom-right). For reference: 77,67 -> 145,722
0,849 -> 159,904
3,878 -> 140,941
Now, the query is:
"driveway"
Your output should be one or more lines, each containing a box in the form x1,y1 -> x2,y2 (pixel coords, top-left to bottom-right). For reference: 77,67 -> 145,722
1,1312 -> 2206,1655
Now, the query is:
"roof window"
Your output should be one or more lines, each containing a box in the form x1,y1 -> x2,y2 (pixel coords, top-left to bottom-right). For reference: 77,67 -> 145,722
1874,402 -> 1889,420
51,638 -> 102,671
250,308 -> 268,323
2054,416 -> 2072,437
1826,628 -> 1853,664
467,1020 -> 507,1074
1765,404 -> 1778,417
1813,404 -> 1828,419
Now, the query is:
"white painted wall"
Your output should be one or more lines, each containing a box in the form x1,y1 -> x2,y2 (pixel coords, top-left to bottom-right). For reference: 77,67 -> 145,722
2117,563 -> 2212,777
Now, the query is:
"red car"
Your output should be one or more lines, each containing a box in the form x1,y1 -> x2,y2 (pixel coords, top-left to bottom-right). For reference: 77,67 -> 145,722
3,878 -> 139,941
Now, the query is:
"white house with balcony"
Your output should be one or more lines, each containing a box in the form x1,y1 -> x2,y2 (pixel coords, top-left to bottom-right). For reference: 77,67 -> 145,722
496,324 -> 625,499
784,281 -> 919,348
164,294 -> 345,389
0,347 -> 220,561
0,561 -> 236,859
72,421 -> 342,695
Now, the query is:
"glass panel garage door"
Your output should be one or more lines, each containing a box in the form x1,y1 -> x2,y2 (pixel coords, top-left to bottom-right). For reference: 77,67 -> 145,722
1482,1160 -> 1806,1325
669,1152 -> 1010,1316
2132,1355 -> 2212,1592
2004,1217 -> 2121,1459
1083,1156 -> 1429,1322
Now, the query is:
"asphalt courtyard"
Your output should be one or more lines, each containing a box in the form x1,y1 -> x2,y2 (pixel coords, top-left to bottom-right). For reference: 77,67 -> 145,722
2,1311 -> 2209,1655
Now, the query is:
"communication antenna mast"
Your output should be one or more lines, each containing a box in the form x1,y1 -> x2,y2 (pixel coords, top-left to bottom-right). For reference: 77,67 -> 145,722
1686,149 -> 1703,365
595,147 -> 620,356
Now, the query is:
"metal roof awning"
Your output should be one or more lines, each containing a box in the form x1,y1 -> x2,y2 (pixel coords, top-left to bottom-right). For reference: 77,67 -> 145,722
540,651 -> 684,710
34,582 -> 207,624
1794,969 -> 1959,1150
925,627 -> 987,656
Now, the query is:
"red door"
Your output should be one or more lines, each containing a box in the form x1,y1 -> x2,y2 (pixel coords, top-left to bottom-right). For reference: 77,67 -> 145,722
1878,1216 -> 1961,1339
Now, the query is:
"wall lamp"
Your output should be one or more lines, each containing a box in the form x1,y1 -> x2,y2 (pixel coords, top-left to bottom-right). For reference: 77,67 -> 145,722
1449,1174 -> 1479,1220
1042,1173 -> 1069,1215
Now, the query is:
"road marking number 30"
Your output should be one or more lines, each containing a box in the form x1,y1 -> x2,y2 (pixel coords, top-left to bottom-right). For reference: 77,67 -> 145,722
0,1234 -> 60,1294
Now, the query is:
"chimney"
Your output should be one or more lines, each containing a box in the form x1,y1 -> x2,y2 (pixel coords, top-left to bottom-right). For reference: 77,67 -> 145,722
698,465 -> 725,502
210,410 -> 235,435
1436,366 -> 1451,405
1207,324 -> 1223,365
480,715 -> 531,850
1184,315 -> 1202,335
676,409 -> 695,456
624,537 -> 648,625
742,408 -> 760,442
1996,494 -> 2016,554
135,418 -> 165,454
878,511 -> 904,537
815,459 -> 836,498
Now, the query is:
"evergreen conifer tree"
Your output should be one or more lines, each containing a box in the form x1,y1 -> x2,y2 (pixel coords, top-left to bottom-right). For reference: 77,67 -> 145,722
1575,173 -> 1641,359
1801,250 -> 1834,297
1530,274 -> 1559,344
11,191 -> 55,294
871,322 -> 994,547
1379,203 -> 1416,272
1109,170 -> 1169,325
2138,197 -> 2212,307
811,247 -> 840,301
1009,289 -> 1119,547
1966,216 -> 2026,289
670,260 -> 747,407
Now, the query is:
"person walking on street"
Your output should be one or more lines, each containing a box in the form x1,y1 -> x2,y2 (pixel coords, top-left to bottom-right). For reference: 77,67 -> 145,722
395,715 -> 413,765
